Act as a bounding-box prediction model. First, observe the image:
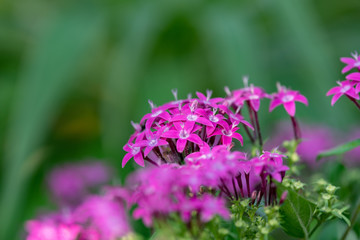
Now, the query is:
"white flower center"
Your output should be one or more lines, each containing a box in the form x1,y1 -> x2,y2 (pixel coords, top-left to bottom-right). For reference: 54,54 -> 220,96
249,94 -> 259,100
354,61 -> 360,67
179,129 -> 190,139
341,85 -> 351,93
209,115 -> 219,123
132,147 -> 140,155
222,129 -> 232,137
281,95 -> 294,103
187,114 -> 198,121
149,139 -> 158,147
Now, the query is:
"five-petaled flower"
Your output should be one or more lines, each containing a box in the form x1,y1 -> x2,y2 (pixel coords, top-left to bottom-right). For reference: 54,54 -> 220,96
269,84 -> 308,116
340,51 -> 360,73
326,80 -> 359,106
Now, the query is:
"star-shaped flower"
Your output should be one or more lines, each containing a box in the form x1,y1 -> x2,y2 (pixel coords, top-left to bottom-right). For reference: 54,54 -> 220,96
269,84 -> 308,116
326,80 -> 359,106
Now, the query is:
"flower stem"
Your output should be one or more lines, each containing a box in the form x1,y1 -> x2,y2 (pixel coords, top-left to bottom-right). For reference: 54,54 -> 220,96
341,201 -> 360,240
346,95 -> 360,111
246,102 -> 257,142
253,110 -> 263,150
290,116 -> 301,140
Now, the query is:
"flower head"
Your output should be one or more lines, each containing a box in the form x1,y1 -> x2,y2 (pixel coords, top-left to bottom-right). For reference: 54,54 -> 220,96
326,80 -> 359,106
340,51 -> 360,73
269,84 -> 308,116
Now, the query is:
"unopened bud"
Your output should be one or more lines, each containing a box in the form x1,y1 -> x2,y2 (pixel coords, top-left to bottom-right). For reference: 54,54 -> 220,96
279,191 -> 288,205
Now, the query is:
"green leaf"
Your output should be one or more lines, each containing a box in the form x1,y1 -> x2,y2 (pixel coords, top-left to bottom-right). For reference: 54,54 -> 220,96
317,139 -> 360,161
278,186 -> 316,239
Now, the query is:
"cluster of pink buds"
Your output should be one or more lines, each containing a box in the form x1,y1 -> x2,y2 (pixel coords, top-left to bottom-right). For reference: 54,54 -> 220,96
327,52 -> 360,110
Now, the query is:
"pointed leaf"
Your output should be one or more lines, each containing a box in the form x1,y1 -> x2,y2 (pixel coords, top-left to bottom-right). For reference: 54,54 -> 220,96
317,139 -> 360,161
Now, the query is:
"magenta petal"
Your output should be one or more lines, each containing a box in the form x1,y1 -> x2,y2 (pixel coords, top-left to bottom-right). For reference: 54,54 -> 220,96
250,99 -> 260,112
326,86 -> 341,96
340,57 -> 355,64
184,121 -> 195,131
342,65 -> 355,74
158,139 -> 169,146
331,93 -> 342,106
283,101 -> 296,116
222,136 -> 232,145
269,98 -> 282,112
346,72 -> 360,81
171,115 -> 186,122
196,92 -> 206,100
232,132 -> 243,146
122,153 -> 133,168
162,130 -> 179,138
271,173 -> 283,182
295,94 -> 308,105
176,139 -> 187,152
346,89 -> 360,100
356,83 -> 360,93
240,120 -> 254,130
144,146 -> 153,156
134,153 -> 145,167
196,117 -> 213,126
159,111 -> 171,120
187,134 -> 204,145
145,118 -> 156,130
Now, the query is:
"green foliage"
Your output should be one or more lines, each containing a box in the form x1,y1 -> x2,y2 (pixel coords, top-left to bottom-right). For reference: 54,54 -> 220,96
277,185 -> 315,239
317,139 -> 360,161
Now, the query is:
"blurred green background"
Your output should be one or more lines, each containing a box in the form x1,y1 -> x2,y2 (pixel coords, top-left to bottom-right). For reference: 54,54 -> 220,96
0,0 -> 359,239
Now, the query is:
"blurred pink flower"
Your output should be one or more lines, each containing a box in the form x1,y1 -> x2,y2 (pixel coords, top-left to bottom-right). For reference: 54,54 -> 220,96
48,161 -> 112,207
265,122 -> 337,168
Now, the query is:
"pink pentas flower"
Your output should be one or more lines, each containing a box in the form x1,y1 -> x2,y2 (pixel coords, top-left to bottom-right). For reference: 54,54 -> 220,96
326,80 -> 359,106
209,121 -> 244,146
134,129 -> 168,156
253,152 -> 289,182
170,100 -> 213,127
161,121 -> 204,152
269,84 -> 308,116
199,195 -> 230,222
122,143 -> 144,167
196,90 -> 223,107
48,161 -> 112,208
243,85 -> 269,112
74,195 -> 131,240
340,51 -> 360,73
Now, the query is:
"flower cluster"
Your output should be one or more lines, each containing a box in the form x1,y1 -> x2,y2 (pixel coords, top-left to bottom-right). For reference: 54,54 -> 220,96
25,194 -> 131,240
122,90 -> 252,167
327,52 -> 360,109
128,147 -> 288,226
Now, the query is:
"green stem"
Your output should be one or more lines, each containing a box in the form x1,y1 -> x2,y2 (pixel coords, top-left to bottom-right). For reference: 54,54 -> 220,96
341,201 -> 360,240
